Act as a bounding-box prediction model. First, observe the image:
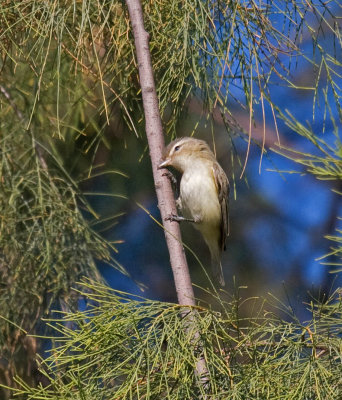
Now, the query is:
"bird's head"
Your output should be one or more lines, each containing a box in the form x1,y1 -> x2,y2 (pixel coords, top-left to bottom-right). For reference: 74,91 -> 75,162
158,137 -> 214,173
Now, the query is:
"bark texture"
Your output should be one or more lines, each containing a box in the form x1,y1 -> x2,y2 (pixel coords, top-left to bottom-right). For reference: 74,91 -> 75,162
125,0 -> 210,391
125,0 -> 195,307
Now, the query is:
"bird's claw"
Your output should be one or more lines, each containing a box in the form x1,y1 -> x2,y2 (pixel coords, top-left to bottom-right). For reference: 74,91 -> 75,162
165,213 -> 181,222
162,170 -> 177,187
165,214 -> 195,223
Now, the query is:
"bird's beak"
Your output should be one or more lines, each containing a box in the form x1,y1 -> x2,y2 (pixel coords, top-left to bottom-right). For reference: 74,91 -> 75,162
158,158 -> 171,169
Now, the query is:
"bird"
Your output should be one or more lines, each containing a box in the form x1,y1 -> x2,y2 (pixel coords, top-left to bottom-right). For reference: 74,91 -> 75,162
158,137 -> 229,286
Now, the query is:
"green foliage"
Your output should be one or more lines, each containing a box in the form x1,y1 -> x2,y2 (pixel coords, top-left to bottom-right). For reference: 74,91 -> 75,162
1,0 -> 342,398
11,280 -> 342,399
275,110 -> 342,181
0,59 -> 126,395
3,0 -> 340,140
0,97 -> 127,335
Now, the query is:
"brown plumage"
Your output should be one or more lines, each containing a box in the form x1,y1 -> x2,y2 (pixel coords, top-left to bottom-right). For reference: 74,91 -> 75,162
159,137 -> 229,286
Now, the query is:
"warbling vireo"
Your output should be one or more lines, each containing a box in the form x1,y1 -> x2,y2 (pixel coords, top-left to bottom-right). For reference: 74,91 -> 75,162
158,137 -> 229,286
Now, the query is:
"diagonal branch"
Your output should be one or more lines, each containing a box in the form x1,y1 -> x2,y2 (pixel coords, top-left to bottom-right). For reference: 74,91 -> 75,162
124,0 -> 210,393
124,0 -> 194,307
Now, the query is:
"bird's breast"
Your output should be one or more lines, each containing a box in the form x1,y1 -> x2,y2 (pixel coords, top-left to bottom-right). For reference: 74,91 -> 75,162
180,166 -> 221,225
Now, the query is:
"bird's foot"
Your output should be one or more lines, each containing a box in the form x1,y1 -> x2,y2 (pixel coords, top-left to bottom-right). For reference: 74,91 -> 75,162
165,214 -> 194,223
162,170 -> 177,187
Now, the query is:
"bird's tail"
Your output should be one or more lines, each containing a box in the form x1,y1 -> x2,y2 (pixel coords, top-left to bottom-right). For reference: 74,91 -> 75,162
204,236 -> 225,286
211,258 -> 225,287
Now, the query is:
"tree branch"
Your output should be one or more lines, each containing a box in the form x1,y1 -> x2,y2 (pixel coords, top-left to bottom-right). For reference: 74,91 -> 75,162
124,0 -> 210,392
124,0 -> 195,306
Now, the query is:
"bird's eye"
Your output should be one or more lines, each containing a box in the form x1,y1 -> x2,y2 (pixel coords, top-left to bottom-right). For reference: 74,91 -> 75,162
174,145 -> 180,152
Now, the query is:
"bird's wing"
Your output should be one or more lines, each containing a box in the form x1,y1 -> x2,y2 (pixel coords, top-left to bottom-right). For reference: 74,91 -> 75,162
212,162 -> 230,251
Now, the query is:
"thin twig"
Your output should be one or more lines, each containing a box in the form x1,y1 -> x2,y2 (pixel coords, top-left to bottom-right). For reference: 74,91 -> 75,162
0,84 -> 48,170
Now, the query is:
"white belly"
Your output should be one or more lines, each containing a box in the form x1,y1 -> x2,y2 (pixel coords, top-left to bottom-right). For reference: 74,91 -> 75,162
180,167 -> 221,227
